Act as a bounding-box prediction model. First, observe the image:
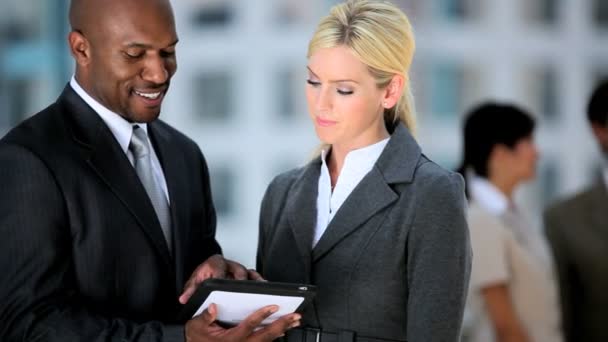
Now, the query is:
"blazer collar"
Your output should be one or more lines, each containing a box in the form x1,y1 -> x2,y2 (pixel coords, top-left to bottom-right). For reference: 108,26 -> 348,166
286,124 -> 422,263
58,84 -> 175,271
375,124 -> 421,184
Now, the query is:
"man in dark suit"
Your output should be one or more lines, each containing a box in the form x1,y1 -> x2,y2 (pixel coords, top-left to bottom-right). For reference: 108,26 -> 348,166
544,80 -> 608,342
0,0 -> 299,341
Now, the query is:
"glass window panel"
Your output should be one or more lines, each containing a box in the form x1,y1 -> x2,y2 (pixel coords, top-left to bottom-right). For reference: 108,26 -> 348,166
593,0 -> 608,29
433,0 -> 480,22
521,65 -> 560,123
209,165 -> 235,218
189,0 -> 234,28
277,68 -> 297,118
276,66 -> 307,119
194,71 -> 233,120
522,0 -> 559,26
539,158 -> 560,207
276,0 -> 319,27
426,61 -> 480,122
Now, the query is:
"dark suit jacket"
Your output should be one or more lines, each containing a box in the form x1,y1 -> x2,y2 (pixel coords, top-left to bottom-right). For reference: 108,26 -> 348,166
257,125 -> 472,342
0,85 -> 221,341
544,182 -> 608,342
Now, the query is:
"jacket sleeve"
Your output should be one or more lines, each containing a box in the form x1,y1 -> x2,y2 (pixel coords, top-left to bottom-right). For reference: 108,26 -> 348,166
406,172 -> 472,342
0,143 -> 184,342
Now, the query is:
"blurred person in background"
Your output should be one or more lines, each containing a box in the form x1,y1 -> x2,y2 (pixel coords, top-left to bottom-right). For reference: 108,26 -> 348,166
544,79 -> 608,342
0,0 -> 299,341
457,103 -> 562,342
256,1 -> 471,341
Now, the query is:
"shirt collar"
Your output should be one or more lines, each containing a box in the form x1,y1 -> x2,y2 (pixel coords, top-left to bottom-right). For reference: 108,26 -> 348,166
70,76 -> 148,153
469,174 -> 509,216
321,138 -> 390,172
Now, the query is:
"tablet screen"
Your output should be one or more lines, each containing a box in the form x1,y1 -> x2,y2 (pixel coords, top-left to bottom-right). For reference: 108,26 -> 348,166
177,279 -> 317,324
194,291 -> 305,325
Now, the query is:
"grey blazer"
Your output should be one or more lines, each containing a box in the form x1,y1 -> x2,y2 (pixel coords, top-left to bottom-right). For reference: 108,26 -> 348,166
544,182 -> 608,342
257,125 -> 471,342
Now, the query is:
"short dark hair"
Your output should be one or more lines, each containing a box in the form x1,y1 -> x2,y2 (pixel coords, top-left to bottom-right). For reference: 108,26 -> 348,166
587,79 -> 608,126
457,102 -> 536,179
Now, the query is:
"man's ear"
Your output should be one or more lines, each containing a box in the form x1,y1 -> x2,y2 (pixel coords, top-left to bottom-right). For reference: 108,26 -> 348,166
382,74 -> 405,109
68,30 -> 91,66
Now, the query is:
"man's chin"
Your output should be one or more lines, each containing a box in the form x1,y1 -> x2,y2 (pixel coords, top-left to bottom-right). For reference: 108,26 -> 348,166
128,109 -> 162,123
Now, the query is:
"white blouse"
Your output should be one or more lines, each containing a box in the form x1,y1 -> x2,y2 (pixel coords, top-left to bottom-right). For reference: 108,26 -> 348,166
313,138 -> 389,247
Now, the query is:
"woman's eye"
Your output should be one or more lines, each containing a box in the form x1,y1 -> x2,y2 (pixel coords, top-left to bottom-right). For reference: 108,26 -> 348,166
306,79 -> 321,87
337,89 -> 353,95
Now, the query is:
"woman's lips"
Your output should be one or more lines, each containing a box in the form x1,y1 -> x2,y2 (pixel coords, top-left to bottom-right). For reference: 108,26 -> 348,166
316,117 -> 337,127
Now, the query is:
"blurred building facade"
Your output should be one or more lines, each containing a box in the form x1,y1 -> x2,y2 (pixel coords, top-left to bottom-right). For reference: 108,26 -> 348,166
1,0 -> 607,266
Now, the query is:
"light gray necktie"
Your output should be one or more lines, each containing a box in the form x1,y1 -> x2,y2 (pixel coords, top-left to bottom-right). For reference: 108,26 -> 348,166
129,125 -> 172,253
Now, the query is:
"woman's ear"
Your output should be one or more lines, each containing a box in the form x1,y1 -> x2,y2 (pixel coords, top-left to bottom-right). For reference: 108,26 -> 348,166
382,74 -> 405,109
68,30 -> 91,66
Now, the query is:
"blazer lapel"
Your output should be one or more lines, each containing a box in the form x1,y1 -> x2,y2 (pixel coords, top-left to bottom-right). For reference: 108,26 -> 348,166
284,162 -> 321,281
312,168 -> 398,261
60,85 -> 173,269
312,124 -> 422,262
148,122 -> 188,290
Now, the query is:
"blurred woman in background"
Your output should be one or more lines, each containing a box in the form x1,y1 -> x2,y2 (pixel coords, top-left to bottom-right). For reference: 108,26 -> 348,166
458,103 -> 562,342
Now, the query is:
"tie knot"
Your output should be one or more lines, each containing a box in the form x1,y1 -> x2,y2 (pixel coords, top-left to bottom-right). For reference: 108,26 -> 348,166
129,125 -> 149,158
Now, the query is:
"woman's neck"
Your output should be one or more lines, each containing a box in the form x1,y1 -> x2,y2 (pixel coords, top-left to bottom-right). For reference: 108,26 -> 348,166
327,130 -> 389,187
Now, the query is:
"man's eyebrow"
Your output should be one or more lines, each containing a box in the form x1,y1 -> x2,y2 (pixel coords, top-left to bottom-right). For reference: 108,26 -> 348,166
125,39 -> 179,49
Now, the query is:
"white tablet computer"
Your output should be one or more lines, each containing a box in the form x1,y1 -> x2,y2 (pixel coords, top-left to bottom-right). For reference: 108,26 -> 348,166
178,278 -> 317,326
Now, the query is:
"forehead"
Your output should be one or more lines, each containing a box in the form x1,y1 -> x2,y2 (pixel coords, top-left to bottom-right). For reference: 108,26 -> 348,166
97,2 -> 177,46
308,46 -> 371,79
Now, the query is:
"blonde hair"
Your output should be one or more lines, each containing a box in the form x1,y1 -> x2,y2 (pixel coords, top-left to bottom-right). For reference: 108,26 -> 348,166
308,0 -> 417,136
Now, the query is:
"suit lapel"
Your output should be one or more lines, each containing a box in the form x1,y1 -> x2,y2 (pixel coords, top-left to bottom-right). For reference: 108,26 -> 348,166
312,168 -> 398,261
311,124 -> 421,262
284,162 -> 320,280
148,122 -> 188,290
60,85 -> 173,269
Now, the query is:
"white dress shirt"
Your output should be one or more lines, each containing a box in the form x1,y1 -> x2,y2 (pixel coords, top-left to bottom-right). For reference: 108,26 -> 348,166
313,138 -> 389,247
70,76 -> 170,203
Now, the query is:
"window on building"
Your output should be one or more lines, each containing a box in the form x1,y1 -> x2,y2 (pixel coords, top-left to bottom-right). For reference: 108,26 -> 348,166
276,0 -> 318,27
1,2 -> 43,42
522,0 -> 559,26
276,67 -> 307,119
424,60 -> 481,123
191,1 -> 234,28
539,158 -> 560,207
209,165 -> 236,218
521,65 -> 560,123
593,0 -> 608,29
194,71 -> 233,121
276,68 -> 297,118
433,0 -> 480,22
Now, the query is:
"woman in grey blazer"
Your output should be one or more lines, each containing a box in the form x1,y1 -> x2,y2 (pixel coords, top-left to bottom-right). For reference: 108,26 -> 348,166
256,1 -> 471,341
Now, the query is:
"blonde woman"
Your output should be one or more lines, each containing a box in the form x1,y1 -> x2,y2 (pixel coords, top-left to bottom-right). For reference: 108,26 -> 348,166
256,1 -> 471,341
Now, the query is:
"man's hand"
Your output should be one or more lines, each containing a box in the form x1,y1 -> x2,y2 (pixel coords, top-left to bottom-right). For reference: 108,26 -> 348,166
185,303 -> 301,342
179,254 -> 264,304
